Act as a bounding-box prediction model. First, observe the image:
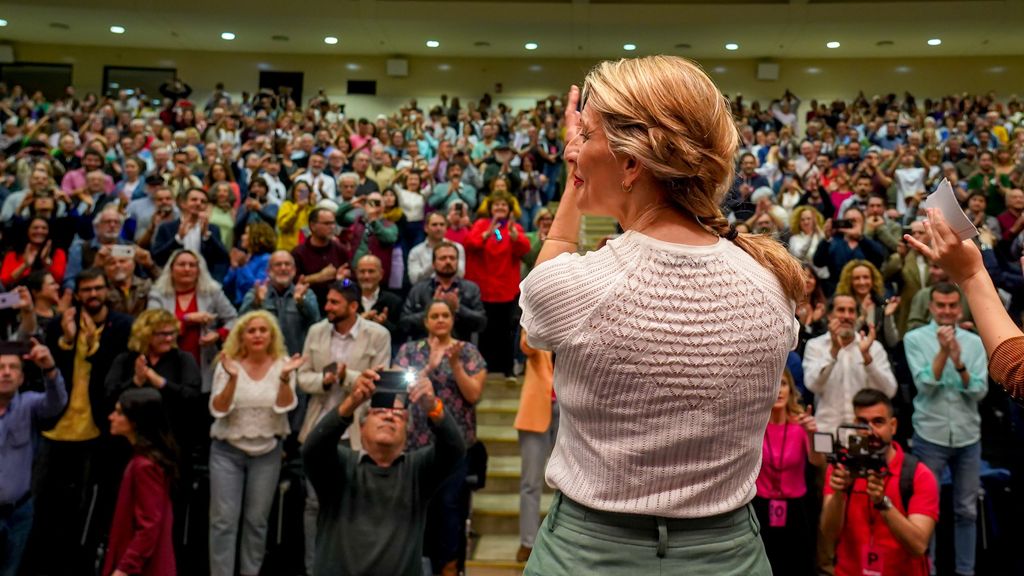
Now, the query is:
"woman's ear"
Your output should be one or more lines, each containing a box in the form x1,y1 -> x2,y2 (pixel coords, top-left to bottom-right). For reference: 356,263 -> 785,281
620,155 -> 643,189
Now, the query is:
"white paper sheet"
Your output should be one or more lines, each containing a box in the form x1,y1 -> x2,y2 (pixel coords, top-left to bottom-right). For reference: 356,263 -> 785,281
920,179 -> 978,240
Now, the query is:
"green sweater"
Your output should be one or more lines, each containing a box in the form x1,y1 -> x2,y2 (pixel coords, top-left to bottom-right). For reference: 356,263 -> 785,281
302,408 -> 466,576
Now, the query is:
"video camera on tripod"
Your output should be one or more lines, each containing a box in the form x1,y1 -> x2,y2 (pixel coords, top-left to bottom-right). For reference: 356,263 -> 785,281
812,423 -> 889,478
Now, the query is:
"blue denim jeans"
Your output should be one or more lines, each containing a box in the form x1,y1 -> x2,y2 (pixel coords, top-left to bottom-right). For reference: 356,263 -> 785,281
0,496 -> 33,576
913,434 -> 980,576
209,439 -> 282,576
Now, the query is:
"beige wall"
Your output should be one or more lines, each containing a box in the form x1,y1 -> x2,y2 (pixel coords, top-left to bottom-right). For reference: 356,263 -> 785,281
10,41 -> 1024,117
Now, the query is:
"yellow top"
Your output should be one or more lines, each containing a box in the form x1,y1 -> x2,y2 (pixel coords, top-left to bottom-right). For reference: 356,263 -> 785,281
43,322 -> 103,442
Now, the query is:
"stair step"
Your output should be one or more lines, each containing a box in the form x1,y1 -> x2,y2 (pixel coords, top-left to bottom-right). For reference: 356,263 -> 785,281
468,534 -> 524,566
482,456 -> 556,494
477,424 -> 519,456
482,377 -> 523,401
477,398 -> 519,427
471,493 -> 555,534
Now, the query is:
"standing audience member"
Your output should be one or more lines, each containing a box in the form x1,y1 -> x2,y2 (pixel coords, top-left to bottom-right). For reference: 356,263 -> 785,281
753,370 -> 824,576
339,191 -> 399,286
208,311 -> 304,576
408,212 -> 466,284
295,280 -> 391,574
292,206 -> 353,308
152,187 -> 230,281
223,221 -> 276,306
401,242 -> 487,341
1,217 -> 65,286
33,268 -> 133,575
802,295 -> 897,436
301,365 -> 466,576
514,330 -> 555,564
147,250 -> 238,392
103,387 -> 178,576
239,251 -> 320,355
0,339 -> 66,576
820,390 -> 938,576
904,283 -> 988,576
355,254 -> 403,345
275,181 -> 314,252
813,207 -> 886,293
102,251 -> 153,316
464,192 -> 530,378
395,300 -> 487,576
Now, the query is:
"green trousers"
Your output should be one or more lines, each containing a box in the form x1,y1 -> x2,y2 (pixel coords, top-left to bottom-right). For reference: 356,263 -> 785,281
524,492 -> 772,575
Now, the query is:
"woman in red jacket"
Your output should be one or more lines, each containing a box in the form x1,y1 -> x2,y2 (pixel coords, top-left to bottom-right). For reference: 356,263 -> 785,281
105,387 -> 179,576
465,190 -> 531,377
0,217 -> 67,286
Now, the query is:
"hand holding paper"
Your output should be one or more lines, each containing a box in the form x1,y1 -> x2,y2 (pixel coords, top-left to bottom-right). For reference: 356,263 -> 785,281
920,179 -> 978,241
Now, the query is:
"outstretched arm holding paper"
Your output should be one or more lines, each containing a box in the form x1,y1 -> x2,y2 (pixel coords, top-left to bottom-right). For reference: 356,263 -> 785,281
905,206 -> 1024,397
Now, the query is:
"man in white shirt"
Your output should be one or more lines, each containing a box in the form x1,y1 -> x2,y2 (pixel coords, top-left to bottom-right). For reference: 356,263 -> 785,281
408,213 -> 465,284
294,152 -> 337,203
803,294 -> 898,435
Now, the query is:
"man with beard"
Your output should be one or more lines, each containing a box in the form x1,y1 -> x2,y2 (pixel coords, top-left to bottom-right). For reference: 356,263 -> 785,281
821,389 -> 938,576
101,252 -> 152,316
151,187 -> 229,281
28,268 -> 132,575
401,241 -> 486,341
292,207 -> 353,309
60,149 -> 114,196
904,283 -> 987,576
296,280 -> 390,575
802,294 -> 897,438
239,250 -> 320,356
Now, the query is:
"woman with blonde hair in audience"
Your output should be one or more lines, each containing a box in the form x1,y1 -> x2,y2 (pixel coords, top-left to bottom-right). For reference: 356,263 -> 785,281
147,249 -> 237,393
207,310 -> 304,576
520,56 -> 802,572
788,205 -> 829,279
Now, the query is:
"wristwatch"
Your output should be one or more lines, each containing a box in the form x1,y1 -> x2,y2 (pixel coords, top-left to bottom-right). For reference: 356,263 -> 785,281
874,495 -> 893,511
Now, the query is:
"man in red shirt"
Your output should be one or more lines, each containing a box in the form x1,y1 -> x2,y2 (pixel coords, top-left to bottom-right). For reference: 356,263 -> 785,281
821,389 -> 939,576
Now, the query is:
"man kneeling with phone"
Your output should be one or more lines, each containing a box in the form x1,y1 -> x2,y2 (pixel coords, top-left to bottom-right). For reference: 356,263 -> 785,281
302,367 -> 466,576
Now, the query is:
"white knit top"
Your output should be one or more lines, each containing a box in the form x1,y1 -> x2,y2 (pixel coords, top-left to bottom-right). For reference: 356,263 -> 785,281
520,231 -> 797,518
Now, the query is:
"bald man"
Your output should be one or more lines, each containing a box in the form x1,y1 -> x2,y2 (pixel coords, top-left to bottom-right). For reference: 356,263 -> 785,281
239,250 -> 321,355
355,254 -> 403,346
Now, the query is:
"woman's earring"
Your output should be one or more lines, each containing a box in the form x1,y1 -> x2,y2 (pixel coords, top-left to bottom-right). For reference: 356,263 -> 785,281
621,180 -> 633,194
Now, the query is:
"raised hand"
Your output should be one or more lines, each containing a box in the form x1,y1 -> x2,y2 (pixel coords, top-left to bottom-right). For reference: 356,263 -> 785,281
254,280 -> 269,305
60,307 -> 78,342
282,353 -> 306,374
408,376 -> 437,412
905,207 -> 984,285
25,338 -> 55,371
133,354 -> 150,386
220,355 -> 239,377
793,405 -> 817,434
858,322 -> 877,354
446,340 -> 465,367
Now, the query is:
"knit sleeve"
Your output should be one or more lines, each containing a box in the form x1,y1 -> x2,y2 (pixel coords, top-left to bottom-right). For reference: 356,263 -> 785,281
989,336 -> 1024,399
519,249 -> 618,351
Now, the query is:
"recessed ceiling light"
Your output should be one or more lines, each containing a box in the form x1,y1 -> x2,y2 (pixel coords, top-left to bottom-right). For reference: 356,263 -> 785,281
927,38 -> 942,46
324,36 -> 338,45
826,41 -> 841,49
895,65 -> 911,74
806,67 -> 821,74
221,32 -> 235,40
426,40 -> 440,48
0,19 -> 8,27
725,43 -> 739,51
438,64 -> 451,71
345,63 -> 361,71
713,66 -> 727,74
989,66 -> 1006,74
524,42 -> 538,50
529,64 -> 543,72
109,25 -> 125,34
623,43 -> 637,51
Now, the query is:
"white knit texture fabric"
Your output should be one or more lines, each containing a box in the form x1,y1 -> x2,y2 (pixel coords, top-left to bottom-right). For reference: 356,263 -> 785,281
520,231 -> 797,518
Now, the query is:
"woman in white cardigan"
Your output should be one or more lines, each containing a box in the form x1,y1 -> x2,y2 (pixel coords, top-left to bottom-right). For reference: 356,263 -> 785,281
207,310 -> 305,576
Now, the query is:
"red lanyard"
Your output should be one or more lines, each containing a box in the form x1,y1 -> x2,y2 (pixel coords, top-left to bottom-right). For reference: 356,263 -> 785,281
763,423 -> 790,498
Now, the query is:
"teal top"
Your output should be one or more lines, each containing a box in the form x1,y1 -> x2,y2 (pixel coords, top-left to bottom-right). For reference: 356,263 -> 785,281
905,321 -> 988,447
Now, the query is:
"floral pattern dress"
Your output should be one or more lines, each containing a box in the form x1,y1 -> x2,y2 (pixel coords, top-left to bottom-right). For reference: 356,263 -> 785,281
394,339 -> 486,450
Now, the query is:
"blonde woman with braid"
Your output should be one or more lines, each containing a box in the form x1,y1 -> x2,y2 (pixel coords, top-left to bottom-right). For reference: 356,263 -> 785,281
519,56 -> 804,573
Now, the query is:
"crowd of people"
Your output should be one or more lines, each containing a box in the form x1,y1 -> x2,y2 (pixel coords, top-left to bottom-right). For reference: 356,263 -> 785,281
0,73 -> 1020,576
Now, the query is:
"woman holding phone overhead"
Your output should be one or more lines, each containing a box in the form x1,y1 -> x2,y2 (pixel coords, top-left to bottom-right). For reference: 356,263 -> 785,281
518,56 -> 803,573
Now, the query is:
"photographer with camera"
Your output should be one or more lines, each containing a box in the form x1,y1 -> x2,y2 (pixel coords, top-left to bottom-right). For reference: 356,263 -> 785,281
803,294 -> 897,436
301,366 -> 465,576
821,389 -> 938,576
813,206 -> 886,293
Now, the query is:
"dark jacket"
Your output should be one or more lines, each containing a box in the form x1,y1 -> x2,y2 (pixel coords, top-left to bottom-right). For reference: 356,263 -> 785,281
151,219 -> 230,281
400,277 -> 487,340
359,289 -> 404,348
